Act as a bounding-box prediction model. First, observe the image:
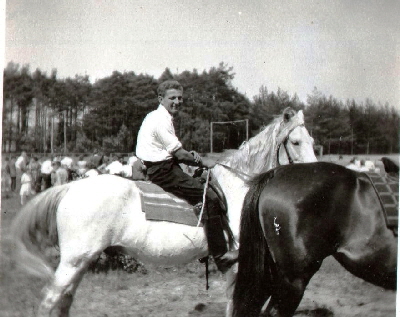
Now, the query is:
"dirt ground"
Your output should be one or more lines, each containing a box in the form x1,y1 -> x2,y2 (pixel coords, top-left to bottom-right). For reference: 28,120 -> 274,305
1,154 -> 398,316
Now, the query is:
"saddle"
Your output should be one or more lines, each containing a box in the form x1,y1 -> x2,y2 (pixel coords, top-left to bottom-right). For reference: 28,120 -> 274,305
363,172 -> 399,230
133,169 -> 227,227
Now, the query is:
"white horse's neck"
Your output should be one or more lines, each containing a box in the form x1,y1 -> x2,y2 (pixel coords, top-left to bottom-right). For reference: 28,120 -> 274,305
218,118 -> 282,176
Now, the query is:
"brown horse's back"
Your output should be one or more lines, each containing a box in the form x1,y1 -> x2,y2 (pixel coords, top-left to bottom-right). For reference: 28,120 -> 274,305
233,162 -> 397,317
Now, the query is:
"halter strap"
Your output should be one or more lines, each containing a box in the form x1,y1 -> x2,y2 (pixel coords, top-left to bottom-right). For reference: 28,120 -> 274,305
276,124 -> 304,167
276,136 -> 294,166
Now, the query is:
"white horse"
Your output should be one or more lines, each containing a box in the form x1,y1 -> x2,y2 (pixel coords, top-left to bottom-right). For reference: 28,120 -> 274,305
11,109 -> 317,317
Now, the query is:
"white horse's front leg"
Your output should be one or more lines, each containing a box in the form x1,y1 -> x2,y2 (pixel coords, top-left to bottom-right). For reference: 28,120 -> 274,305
225,263 -> 238,317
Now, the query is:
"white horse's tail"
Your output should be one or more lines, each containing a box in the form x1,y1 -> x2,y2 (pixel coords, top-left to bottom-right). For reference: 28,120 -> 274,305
11,184 -> 71,280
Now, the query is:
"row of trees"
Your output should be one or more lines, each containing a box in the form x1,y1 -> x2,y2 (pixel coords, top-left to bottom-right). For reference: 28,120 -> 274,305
252,86 -> 399,155
3,61 -> 399,155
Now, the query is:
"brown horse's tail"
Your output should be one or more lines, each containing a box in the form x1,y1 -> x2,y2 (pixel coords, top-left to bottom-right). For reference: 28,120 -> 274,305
233,171 -> 276,317
10,184 -> 71,280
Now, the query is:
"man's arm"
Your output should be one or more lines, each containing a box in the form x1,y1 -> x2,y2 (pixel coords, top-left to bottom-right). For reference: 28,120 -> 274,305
173,148 -> 200,165
173,148 -> 216,169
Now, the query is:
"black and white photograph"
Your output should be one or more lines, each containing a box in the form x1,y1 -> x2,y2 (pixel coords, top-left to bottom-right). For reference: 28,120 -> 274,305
1,1 -> 399,316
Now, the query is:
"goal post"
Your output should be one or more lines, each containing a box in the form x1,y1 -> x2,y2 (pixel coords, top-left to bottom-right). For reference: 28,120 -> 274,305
210,119 -> 249,153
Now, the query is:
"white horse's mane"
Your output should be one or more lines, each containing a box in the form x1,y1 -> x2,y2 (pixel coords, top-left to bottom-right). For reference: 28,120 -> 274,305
219,110 -> 304,175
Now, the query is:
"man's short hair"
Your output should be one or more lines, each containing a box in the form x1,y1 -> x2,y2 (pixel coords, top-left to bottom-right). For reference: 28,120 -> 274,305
157,80 -> 183,97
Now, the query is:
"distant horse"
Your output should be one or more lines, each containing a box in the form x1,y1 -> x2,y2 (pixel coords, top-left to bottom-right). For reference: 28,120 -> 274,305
232,162 -> 397,317
381,156 -> 399,175
11,108 -> 317,317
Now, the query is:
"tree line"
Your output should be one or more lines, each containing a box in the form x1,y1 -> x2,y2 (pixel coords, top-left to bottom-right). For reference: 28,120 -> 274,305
3,61 -> 399,155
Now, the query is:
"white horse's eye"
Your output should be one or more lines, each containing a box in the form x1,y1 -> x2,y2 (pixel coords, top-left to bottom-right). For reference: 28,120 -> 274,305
292,141 -> 300,146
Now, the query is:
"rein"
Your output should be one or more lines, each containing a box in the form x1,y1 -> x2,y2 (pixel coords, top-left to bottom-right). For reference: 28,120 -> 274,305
215,162 -> 254,181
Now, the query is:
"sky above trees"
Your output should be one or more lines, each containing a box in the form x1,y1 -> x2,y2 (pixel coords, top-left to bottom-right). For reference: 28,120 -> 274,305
4,0 -> 400,108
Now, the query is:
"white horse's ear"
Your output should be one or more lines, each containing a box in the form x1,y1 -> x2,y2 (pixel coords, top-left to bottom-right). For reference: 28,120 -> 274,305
283,107 -> 296,123
297,110 -> 304,121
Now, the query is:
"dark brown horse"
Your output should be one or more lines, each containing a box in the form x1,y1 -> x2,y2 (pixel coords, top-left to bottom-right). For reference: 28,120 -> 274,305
233,162 -> 397,317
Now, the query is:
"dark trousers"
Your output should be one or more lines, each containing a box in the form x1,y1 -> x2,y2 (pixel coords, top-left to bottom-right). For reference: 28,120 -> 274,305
11,177 -> 16,192
145,159 -> 230,266
39,173 -> 52,190
145,159 -> 220,218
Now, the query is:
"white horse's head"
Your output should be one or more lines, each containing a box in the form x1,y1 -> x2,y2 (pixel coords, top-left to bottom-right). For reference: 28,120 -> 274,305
220,108 -> 317,175
275,110 -> 317,166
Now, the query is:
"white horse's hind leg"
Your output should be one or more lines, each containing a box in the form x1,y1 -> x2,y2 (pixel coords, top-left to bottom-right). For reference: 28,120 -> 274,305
225,264 -> 238,317
54,265 -> 88,317
37,254 -> 97,317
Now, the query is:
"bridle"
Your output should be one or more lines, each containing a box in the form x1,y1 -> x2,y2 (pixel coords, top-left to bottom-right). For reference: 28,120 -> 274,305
215,162 -> 254,181
276,135 -> 294,166
276,124 -> 304,167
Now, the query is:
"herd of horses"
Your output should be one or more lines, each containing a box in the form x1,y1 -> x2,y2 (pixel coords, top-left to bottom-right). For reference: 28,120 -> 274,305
10,108 -> 397,317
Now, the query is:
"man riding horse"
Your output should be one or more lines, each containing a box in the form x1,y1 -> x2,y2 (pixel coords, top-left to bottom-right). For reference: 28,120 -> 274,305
136,80 -> 238,273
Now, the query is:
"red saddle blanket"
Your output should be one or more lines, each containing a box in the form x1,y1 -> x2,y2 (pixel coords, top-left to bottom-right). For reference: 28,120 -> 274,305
365,172 -> 399,228
134,181 -> 202,227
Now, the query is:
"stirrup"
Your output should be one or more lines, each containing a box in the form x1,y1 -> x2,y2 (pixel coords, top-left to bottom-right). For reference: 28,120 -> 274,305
214,250 -> 238,273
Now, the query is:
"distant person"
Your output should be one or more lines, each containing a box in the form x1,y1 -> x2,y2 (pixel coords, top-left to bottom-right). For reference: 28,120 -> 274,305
40,156 -> 54,190
381,157 -> 399,175
28,157 -> 41,193
127,153 -> 138,167
61,156 -> 73,169
346,157 -> 360,171
76,155 -> 88,177
84,162 -> 100,177
15,151 -> 28,172
364,159 -> 375,171
51,161 -> 69,186
19,166 -> 32,205
9,156 -> 17,192
126,153 -> 147,180
61,156 -> 74,181
2,157 -> 12,195
359,159 -> 369,172
105,154 -> 124,175
121,163 -> 133,178
89,153 -> 105,172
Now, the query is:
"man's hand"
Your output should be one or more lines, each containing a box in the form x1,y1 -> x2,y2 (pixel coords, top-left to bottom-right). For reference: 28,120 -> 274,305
174,148 -> 202,166
190,151 -> 202,164
200,157 -> 217,169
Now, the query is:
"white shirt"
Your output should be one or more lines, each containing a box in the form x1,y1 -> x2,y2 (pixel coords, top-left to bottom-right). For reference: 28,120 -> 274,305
105,161 -> 123,175
346,163 -> 359,171
121,164 -> 133,178
15,156 -> 26,169
359,166 -> 369,172
365,160 -> 375,171
85,169 -> 99,177
77,160 -> 87,169
136,105 -> 182,162
41,160 -> 53,174
127,156 -> 139,166
61,157 -> 73,169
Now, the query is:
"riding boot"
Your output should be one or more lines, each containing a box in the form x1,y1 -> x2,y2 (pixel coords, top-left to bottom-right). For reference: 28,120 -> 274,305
204,215 -> 238,273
